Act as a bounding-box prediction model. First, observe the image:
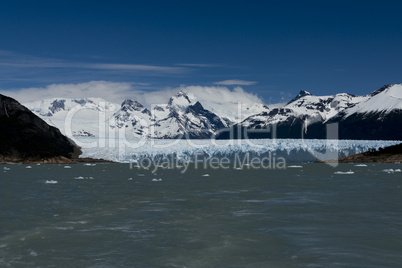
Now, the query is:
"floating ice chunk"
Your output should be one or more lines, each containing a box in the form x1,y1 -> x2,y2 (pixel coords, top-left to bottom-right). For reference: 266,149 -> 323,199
29,250 -> 38,257
45,180 -> 58,184
334,171 -> 354,175
355,164 -> 368,167
288,165 -> 303,168
202,174 -> 210,177
152,178 -> 162,181
235,167 -> 243,170
26,166 -> 32,169
3,167 -> 10,171
383,169 -> 394,173
137,174 -> 145,176
395,169 -> 401,172
74,176 -> 94,180
84,163 -> 96,166
128,178 -> 133,180
64,166 -> 72,169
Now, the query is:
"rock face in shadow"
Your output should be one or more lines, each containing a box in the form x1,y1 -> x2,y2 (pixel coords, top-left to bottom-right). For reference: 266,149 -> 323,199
0,94 -> 81,162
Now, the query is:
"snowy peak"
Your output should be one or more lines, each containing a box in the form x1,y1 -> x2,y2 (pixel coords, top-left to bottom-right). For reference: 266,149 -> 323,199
109,91 -> 228,139
150,94 -> 227,138
121,99 -> 144,111
279,92 -> 360,123
368,84 -> 395,97
119,99 -> 151,116
168,91 -> 191,107
344,84 -> 402,116
287,90 -> 313,105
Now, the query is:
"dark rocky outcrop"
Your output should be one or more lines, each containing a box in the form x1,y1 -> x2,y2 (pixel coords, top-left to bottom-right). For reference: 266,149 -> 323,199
320,143 -> 402,163
0,94 -> 81,162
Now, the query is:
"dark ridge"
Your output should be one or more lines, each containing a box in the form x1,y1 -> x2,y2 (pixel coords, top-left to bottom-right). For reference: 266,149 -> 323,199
0,94 -> 81,162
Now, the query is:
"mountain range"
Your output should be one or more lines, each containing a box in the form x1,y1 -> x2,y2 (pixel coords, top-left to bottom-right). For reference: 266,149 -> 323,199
217,84 -> 402,140
24,84 -> 402,140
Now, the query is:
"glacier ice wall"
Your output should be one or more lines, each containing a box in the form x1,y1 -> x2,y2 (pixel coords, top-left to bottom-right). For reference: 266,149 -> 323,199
78,138 -> 401,163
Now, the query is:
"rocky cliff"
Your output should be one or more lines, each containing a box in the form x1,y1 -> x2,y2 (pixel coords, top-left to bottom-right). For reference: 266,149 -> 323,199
0,94 -> 81,162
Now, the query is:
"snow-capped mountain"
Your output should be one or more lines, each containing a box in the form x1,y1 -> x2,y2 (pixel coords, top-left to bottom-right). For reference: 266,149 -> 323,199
25,92 -> 229,139
112,91 -> 228,139
217,84 -> 402,140
24,84 -> 402,141
327,84 -> 402,140
342,84 -> 402,116
112,99 -> 152,138
234,90 -> 364,135
184,93 -> 270,124
25,98 -> 119,137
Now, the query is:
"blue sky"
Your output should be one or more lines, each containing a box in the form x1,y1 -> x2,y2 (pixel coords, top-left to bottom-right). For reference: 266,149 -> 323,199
0,0 -> 401,104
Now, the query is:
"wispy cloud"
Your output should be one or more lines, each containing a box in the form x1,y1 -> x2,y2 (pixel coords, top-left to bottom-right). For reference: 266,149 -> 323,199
0,81 -> 265,108
175,63 -> 221,68
88,63 -> 184,73
213,79 -> 258,86
0,81 -> 134,104
0,50 -> 187,74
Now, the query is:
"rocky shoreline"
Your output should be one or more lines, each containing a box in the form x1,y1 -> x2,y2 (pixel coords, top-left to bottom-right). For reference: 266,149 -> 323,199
319,143 -> 402,163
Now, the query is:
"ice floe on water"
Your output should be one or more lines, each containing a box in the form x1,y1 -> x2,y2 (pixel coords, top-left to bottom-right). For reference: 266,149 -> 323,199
45,180 -> 58,184
202,174 -> 210,177
3,167 -> 10,171
74,176 -> 94,180
383,169 -> 401,173
78,137 -> 401,163
288,165 -> 303,168
355,164 -> 368,167
26,166 -> 32,169
64,166 -> 71,169
334,171 -> 354,175
29,250 -> 38,257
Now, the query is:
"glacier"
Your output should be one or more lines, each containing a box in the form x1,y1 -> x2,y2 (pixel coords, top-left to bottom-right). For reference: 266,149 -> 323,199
77,137 -> 401,163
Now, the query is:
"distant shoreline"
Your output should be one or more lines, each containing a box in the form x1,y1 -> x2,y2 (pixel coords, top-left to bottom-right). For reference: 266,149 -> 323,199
0,156 -> 115,165
319,143 -> 402,163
